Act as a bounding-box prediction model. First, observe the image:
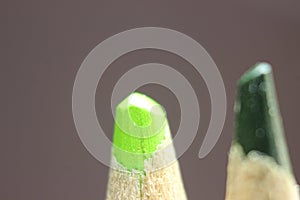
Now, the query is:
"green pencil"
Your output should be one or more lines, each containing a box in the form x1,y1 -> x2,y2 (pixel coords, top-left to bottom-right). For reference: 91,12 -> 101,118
106,92 -> 187,200
225,63 -> 299,200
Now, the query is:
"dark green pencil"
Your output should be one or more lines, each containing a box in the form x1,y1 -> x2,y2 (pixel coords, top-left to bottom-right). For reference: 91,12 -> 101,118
225,63 -> 299,200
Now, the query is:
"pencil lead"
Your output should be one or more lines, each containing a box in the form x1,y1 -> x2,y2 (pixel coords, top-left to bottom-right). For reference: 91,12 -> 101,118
234,62 -> 292,173
112,92 -> 167,171
107,93 -> 187,199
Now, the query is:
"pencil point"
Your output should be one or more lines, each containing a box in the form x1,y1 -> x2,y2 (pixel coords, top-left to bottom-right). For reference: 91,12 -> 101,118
234,63 -> 292,172
113,92 -> 167,171
239,62 -> 271,84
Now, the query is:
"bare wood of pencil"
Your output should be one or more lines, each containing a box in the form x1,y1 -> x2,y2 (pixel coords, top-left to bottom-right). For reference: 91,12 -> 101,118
106,93 -> 187,200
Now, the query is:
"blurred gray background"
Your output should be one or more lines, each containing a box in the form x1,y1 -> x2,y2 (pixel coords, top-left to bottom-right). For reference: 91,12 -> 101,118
1,1 -> 300,199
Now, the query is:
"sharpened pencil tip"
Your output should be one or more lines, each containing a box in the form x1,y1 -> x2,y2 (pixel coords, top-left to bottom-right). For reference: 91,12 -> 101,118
112,92 -> 168,171
234,63 -> 292,173
238,62 -> 272,86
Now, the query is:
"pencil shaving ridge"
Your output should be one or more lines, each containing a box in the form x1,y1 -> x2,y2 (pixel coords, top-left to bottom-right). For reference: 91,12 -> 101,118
225,144 -> 299,200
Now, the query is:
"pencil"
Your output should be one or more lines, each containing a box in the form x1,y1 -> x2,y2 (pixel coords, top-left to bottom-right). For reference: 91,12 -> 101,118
106,92 -> 187,200
225,63 -> 299,200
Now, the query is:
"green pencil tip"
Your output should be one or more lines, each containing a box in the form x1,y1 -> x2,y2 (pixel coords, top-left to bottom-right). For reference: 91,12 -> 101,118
234,63 -> 292,173
238,62 -> 272,86
112,92 -> 167,171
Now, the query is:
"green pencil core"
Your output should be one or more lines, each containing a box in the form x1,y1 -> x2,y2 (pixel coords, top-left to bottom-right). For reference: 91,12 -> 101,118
128,106 -> 152,127
113,92 -> 167,171
234,62 -> 292,173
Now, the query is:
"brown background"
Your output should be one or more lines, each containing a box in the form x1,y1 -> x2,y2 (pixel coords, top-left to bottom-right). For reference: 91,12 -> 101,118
1,1 -> 300,199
